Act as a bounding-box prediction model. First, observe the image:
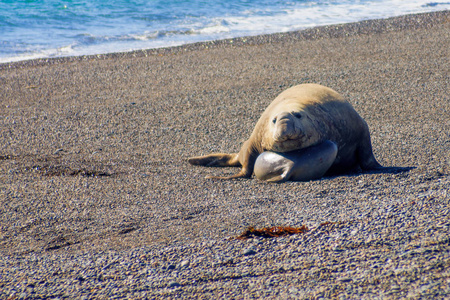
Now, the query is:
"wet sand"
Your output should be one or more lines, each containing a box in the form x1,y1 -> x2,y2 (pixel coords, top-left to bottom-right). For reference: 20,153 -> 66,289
1,11 -> 449,299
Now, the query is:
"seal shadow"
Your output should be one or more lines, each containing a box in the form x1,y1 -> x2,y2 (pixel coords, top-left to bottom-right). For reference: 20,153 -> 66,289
324,166 -> 415,180
254,166 -> 415,184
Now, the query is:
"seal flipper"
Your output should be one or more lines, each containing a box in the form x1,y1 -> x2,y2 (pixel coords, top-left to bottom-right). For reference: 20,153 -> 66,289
188,153 -> 240,167
206,168 -> 252,180
357,130 -> 383,170
206,143 -> 259,179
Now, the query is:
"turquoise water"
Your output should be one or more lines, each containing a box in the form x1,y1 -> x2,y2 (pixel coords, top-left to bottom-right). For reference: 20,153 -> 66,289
1,0 -> 449,62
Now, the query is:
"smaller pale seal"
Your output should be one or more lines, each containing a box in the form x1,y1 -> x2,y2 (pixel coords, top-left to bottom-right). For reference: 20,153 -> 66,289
254,140 -> 338,183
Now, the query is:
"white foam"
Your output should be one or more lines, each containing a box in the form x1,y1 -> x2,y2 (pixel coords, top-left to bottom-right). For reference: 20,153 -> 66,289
217,0 -> 450,36
0,44 -> 76,63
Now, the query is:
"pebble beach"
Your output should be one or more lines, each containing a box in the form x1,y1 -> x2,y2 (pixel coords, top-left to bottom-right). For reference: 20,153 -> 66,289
1,10 -> 449,299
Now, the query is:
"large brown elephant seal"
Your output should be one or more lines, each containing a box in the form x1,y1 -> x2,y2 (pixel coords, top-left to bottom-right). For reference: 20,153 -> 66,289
188,83 -> 382,180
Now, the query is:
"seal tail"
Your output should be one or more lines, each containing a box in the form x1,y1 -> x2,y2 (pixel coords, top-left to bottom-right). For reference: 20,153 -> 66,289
188,153 -> 241,167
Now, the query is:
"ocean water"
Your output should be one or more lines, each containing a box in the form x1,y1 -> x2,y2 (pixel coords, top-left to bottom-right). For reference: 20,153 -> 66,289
1,0 -> 449,63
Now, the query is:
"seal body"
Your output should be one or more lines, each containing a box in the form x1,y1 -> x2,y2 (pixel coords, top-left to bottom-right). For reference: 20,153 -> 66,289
188,83 -> 381,180
254,140 -> 338,183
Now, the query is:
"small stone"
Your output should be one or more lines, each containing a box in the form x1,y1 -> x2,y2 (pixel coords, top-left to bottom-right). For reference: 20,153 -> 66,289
180,260 -> 190,268
19,293 -> 28,299
337,277 -> 352,282
243,247 -> 257,256
167,281 -> 180,288
333,247 -> 345,252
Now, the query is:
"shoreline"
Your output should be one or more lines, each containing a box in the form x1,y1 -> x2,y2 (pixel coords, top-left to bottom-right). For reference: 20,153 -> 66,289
1,10 -> 449,299
1,10 -> 448,70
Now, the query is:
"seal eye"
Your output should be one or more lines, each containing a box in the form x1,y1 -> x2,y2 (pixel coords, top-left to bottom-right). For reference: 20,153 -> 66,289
292,112 -> 302,119
272,117 -> 277,124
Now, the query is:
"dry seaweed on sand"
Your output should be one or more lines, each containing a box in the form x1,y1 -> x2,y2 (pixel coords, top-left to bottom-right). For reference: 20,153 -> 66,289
237,225 -> 310,239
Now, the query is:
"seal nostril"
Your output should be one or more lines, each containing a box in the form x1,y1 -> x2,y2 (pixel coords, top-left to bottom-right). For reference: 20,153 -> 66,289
272,117 -> 277,124
292,112 -> 302,118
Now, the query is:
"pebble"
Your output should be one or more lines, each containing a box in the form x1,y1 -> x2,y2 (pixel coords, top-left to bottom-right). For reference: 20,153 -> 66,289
167,281 -> 180,288
0,10 -> 449,300
242,247 -> 257,256
179,260 -> 190,268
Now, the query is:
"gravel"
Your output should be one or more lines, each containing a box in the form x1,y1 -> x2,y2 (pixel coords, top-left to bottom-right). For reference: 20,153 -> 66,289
0,11 -> 449,299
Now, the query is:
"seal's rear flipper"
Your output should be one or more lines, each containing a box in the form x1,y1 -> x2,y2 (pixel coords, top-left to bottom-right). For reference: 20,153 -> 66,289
357,130 -> 383,170
188,153 -> 240,167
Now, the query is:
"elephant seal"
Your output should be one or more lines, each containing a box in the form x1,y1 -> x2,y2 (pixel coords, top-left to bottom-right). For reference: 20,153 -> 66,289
188,83 -> 382,180
254,140 -> 338,183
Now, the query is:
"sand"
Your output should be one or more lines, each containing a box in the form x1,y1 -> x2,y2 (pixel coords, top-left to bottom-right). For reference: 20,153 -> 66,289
0,11 -> 449,299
